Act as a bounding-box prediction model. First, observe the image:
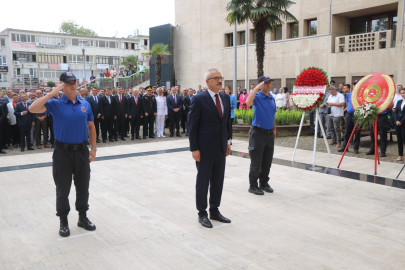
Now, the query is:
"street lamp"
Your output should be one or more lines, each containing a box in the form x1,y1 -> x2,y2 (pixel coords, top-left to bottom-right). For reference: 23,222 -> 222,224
18,58 -> 28,90
79,40 -> 90,89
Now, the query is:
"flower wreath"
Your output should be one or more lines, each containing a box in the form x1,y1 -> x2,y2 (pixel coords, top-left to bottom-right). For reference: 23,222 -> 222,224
292,67 -> 329,112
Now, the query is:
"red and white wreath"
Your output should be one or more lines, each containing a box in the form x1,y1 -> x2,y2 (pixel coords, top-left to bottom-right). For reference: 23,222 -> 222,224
292,67 -> 329,112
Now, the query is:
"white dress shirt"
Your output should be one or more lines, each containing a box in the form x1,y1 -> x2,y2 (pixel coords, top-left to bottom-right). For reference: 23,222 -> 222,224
207,89 -> 230,144
7,102 -> 17,125
327,93 -> 345,117
393,93 -> 402,109
401,98 -> 405,111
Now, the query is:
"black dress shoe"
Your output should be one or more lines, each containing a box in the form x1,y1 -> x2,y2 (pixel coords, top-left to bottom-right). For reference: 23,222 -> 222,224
96,139 -> 101,143
3,145 -> 9,149
326,136 -> 331,139
121,137 -> 126,141
337,147 -> 347,152
0,150 -> 7,154
149,135 -> 155,139
51,144 -> 55,148
143,136 -> 147,139
169,134 -> 174,137
109,139 -> 114,142
176,133 -> 181,137
181,131 -> 186,134
131,136 -> 134,140
198,216 -> 213,228
317,134 -> 323,138
354,149 -> 359,154
210,213 -> 231,223
136,136 -> 142,140
366,150 -> 375,155
259,183 -> 274,193
27,147 -> 34,150
114,138 -> 118,141
59,217 -> 70,237
380,152 -> 387,157
78,214 -> 96,231
103,140 -> 107,143
124,135 -> 129,138
248,186 -> 264,195
21,148 -> 25,152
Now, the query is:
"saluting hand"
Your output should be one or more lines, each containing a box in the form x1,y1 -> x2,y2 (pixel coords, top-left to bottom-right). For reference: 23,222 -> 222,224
51,83 -> 65,96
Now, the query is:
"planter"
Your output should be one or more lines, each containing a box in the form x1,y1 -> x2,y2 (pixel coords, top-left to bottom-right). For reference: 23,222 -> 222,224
232,124 -> 311,137
237,119 -> 244,125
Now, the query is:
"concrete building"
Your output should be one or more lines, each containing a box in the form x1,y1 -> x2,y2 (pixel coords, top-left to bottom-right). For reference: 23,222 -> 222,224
0,28 -> 150,90
174,0 -> 405,92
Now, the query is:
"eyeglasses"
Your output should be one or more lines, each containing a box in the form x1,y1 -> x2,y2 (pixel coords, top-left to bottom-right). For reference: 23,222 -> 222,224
208,76 -> 224,81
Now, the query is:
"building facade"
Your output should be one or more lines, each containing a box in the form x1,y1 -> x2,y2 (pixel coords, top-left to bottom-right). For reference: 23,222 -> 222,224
0,28 -> 149,90
174,0 -> 405,91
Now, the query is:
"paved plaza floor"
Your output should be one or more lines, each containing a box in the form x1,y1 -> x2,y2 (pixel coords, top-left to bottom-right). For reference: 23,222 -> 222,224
1,139 -> 405,269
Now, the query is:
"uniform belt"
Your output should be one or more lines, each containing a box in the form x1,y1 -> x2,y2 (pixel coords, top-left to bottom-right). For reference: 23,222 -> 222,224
347,112 -> 354,115
55,140 -> 87,151
252,126 -> 273,135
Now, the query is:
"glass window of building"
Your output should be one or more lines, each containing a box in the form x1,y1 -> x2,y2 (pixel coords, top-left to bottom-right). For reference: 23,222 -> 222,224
308,20 -> 317,35
0,38 -> 5,46
239,31 -> 246,45
371,14 -> 389,32
97,40 -> 107,47
275,25 -> 282,40
0,73 -> 6,82
290,23 -> 299,38
225,33 -> 233,47
0,56 -> 6,66
109,41 -> 117,48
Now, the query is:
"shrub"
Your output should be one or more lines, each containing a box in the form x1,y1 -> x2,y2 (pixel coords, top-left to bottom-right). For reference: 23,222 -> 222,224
47,81 -> 56,88
234,108 -> 307,126
88,83 -> 98,88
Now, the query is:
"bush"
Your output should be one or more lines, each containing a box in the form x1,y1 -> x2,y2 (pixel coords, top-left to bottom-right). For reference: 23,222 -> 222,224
234,108 -> 307,126
88,83 -> 98,88
47,81 -> 56,88
102,78 -> 113,83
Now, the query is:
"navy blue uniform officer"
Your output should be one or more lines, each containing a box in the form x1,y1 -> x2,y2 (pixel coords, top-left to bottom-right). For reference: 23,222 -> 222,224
245,76 -> 277,196
29,72 -> 97,237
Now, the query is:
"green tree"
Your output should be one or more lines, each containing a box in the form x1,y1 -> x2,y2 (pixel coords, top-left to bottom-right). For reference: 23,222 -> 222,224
121,55 -> 138,75
47,81 -> 56,88
142,43 -> 171,86
226,0 -> 296,77
59,20 -> 97,36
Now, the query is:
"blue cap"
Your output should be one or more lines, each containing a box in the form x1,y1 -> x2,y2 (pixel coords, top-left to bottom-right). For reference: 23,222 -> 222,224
59,72 -> 77,83
258,75 -> 273,83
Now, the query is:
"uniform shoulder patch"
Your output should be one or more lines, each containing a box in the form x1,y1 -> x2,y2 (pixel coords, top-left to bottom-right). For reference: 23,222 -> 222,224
81,106 -> 86,112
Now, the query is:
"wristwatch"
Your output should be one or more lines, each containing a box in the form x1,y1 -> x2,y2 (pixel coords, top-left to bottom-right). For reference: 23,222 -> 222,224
91,148 -> 97,152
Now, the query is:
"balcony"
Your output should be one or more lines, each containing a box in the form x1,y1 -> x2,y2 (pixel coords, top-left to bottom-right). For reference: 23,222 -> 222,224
335,30 -> 393,53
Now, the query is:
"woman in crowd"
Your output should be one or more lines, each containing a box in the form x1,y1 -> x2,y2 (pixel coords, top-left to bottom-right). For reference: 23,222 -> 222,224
156,88 -> 168,138
394,88 -> 405,161
239,88 -> 249,109
275,87 -> 287,109
284,87 -> 292,111
225,86 -> 237,134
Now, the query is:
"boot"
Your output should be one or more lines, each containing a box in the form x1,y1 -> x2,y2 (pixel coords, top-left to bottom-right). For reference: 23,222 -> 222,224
78,212 -> 96,231
59,217 -> 70,237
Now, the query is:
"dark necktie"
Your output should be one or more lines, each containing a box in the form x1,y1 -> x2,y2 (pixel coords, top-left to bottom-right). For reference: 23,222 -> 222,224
24,103 -> 27,110
95,96 -> 98,104
215,94 -> 222,119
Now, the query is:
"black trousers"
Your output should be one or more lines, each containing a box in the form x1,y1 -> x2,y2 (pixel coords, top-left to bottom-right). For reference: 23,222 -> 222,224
48,118 -> 54,144
143,115 -> 155,136
248,127 -> 275,187
19,124 -> 32,149
93,116 -> 100,140
169,112 -> 180,135
196,153 -> 226,217
125,117 -> 130,134
1,122 -> 8,147
52,145 -> 90,217
101,116 -> 114,140
10,124 -> 19,145
308,111 -> 315,133
114,115 -> 126,139
130,116 -> 142,137
370,114 -> 388,152
35,118 -> 48,145
181,110 -> 188,132
342,113 -> 361,150
396,125 -> 405,156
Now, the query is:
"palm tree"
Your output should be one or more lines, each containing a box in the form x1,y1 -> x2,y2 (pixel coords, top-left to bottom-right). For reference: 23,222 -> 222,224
226,0 -> 297,78
142,43 -> 171,86
121,55 -> 138,75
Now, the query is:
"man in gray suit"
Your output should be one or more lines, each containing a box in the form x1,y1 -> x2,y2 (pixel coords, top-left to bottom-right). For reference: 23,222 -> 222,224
318,90 -> 331,138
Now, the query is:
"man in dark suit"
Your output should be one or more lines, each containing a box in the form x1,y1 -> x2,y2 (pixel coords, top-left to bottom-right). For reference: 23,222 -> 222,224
87,87 -> 101,143
0,92 -> 9,151
182,88 -> 194,136
166,86 -> 183,137
394,88 -> 405,159
188,68 -> 232,229
0,99 -> 6,153
127,89 -> 143,140
142,86 -> 157,139
99,88 -> 115,143
112,87 -> 128,141
14,93 -> 35,151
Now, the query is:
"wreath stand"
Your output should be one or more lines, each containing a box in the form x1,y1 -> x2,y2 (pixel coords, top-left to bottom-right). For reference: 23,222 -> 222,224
292,110 -> 331,164
338,117 -> 380,175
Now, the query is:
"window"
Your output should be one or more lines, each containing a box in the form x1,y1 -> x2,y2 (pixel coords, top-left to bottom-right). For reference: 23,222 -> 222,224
225,33 -> 233,47
109,41 -> 117,48
37,53 -> 67,63
0,73 -> 6,82
371,14 -> 389,32
238,31 -> 246,45
12,51 -> 36,62
249,29 -> 256,44
307,19 -> 317,36
274,25 -> 282,40
350,12 -> 396,35
0,56 -> 6,66
96,56 -> 119,65
97,40 -> 107,47
144,39 -> 148,46
289,23 -> 299,38
0,38 -> 6,46
38,36 -> 65,45
69,55 -> 93,63
69,38 -> 79,46
11,34 -> 35,42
